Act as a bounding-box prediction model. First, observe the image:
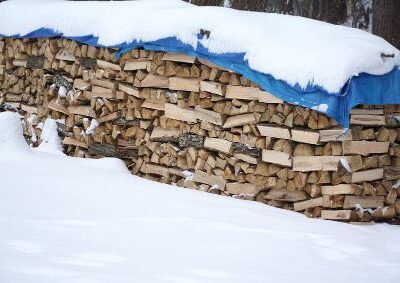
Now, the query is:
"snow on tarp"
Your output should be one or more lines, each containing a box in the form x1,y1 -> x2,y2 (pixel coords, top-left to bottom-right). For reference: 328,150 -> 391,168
1,0 -> 399,127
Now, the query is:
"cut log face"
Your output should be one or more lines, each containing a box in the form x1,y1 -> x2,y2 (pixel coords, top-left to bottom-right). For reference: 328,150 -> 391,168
2,37 -> 400,223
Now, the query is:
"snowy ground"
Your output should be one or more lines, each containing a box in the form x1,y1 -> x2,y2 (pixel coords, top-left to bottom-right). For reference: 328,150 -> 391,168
0,111 -> 400,283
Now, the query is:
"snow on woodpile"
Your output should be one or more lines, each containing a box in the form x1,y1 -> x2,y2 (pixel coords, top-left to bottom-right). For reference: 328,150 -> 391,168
0,0 -> 399,94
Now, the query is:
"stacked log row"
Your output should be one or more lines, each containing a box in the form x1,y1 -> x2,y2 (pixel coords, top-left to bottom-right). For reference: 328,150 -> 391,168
1,37 -> 399,223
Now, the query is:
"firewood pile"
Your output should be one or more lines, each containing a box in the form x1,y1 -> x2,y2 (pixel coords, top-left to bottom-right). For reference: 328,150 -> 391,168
1,37 -> 400,223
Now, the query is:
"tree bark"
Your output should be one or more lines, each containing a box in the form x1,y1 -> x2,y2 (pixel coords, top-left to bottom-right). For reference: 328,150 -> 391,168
372,0 -> 400,49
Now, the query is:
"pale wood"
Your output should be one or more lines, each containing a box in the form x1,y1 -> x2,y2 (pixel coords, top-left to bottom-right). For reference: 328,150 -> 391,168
91,86 -> 115,99
55,50 -> 75,62
141,163 -> 170,177
350,109 -> 384,115
21,104 -> 37,114
262,150 -> 291,167
141,100 -> 165,111
192,170 -> 226,189
12,59 -> 27,67
63,137 -> 88,149
141,74 -> 169,88
68,105 -> 96,118
164,103 -> 197,123
204,137 -> 232,155
118,83 -> 140,97
48,99 -> 70,115
321,210 -> 357,220
161,52 -> 196,63
199,81 -> 223,96
350,168 -> 384,183
343,196 -> 385,209
223,113 -> 255,128
97,59 -> 121,71
73,79 -> 91,91
123,60 -> 150,71
291,129 -> 319,144
225,85 -> 283,103
234,153 -> 258,165
197,58 -> 232,72
97,111 -> 122,123
257,125 -> 291,139
150,127 -> 181,140
90,78 -> 117,90
194,106 -> 223,126
266,189 -> 307,202
342,141 -> 389,155
292,156 -> 349,172
169,77 -> 200,92
319,129 -> 352,142
321,184 -> 361,195
294,197 -> 329,211
226,183 -> 259,195
350,114 -> 385,126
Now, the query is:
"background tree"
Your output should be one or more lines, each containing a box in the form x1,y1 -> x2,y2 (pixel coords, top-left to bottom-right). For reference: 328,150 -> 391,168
372,0 -> 400,48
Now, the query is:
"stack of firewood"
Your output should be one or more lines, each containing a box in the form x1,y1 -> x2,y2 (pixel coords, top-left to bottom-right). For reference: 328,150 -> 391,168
1,37 -> 399,223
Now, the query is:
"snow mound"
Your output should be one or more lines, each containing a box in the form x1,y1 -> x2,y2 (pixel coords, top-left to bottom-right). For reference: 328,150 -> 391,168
0,111 -> 29,155
0,0 -> 399,93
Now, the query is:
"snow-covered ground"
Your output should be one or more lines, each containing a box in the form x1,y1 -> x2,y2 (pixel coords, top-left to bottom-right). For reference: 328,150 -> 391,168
0,111 -> 400,283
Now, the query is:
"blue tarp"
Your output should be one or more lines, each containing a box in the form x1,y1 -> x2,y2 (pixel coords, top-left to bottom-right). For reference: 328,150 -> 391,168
3,28 -> 400,128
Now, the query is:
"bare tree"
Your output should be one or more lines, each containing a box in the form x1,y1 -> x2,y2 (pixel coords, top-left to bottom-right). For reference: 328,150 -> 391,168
372,0 -> 400,48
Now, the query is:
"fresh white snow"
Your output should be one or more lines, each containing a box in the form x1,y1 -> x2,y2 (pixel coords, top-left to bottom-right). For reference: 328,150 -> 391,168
1,111 -> 400,282
0,0 -> 399,93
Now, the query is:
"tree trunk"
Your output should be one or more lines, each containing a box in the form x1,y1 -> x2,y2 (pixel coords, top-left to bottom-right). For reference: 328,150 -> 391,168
372,0 -> 400,49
